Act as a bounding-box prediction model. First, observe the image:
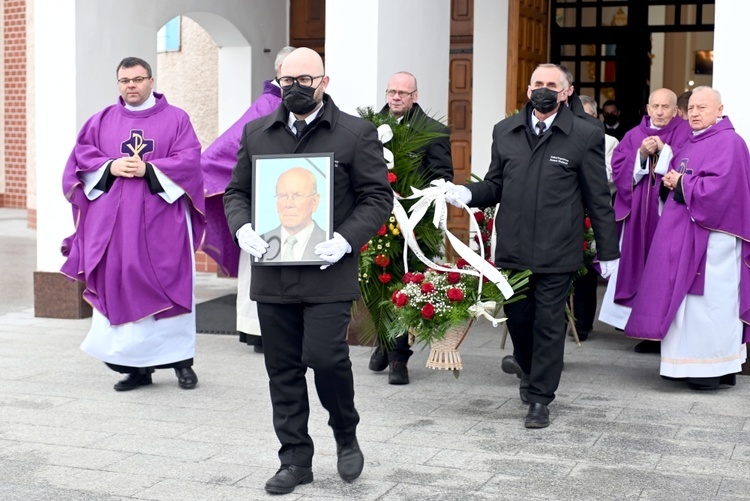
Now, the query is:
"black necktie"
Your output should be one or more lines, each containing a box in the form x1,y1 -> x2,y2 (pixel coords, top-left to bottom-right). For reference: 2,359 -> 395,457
536,121 -> 546,136
294,119 -> 307,139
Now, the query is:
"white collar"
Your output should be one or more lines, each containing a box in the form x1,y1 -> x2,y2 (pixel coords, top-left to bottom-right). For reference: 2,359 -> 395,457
124,92 -> 156,111
287,105 -> 323,129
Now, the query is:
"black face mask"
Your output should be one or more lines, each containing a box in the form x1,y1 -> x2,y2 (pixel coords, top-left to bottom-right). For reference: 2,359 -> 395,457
282,82 -> 320,115
602,113 -> 619,126
530,87 -> 560,114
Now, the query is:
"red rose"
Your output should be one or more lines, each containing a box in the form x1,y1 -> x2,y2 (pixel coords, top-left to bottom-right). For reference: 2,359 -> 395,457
487,218 -> 494,229
474,211 -> 485,224
456,259 -> 470,269
421,303 -> 435,319
395,293 -> 408,307
421,282 -> 435,294
583,241 -> 589,251
481,231 -> 490,243
387,172 -> 398,183
411,272 -> 425,284
378,273 -> 392,283
447,288 -> 464,302
402,272 -> 415,284
378,225 -> 387,236
374,254 -> 390,267
360,243 -> 369,253
447,272 -> 461,284
391,290 -> 400,303
584,217 -> 592,229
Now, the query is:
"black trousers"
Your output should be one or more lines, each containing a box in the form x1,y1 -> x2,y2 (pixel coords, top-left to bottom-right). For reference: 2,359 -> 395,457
105,358 -> 193,374
572,265 -> 599,333
504,272 -> 574,405
257,301 -> 360,467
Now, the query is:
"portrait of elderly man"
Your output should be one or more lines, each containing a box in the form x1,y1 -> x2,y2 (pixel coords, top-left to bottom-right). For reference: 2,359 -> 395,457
260,166 -> 327,263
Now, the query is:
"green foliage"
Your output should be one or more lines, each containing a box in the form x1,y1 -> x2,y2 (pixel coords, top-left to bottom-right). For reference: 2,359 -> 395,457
356,107 -> 449,347
387,266 -> 532,346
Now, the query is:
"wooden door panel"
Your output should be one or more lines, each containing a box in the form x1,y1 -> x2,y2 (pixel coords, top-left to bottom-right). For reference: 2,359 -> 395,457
507,0 -> 548,113
289,0 -> 326,56
447,0 -> 474,260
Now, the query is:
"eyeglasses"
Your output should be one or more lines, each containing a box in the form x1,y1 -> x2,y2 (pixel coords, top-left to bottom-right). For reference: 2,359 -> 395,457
275,193 -> 317,203
276,75 -> 324,89
386,89 -> 416,98
117,76 -> 150,85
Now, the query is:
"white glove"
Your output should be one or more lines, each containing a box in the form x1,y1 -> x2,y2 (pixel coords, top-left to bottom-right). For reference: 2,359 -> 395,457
445,183 -> 472,207
599,259 -> 619,279
236,223 -> 269,258
314,232 -> 351,269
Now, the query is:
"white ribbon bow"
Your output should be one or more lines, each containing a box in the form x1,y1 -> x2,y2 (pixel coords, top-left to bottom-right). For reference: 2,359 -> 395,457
468,301 -> 508,327
390,179 -> 515,302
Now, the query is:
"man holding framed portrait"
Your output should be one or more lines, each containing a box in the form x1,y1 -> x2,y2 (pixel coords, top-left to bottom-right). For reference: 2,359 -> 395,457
223,47 -> 393,495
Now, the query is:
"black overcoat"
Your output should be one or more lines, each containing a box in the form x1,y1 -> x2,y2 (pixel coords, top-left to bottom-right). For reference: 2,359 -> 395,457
379,103 -> 454,182
224,95 -> 393,303
467,102 -> 619,273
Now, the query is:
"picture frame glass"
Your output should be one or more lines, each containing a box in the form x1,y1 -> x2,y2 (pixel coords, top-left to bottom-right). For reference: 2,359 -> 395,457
251,153 -> 334,266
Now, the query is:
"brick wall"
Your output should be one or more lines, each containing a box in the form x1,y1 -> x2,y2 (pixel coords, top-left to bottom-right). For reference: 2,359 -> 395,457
3,0 -> 26,209
195,250 -> 219,274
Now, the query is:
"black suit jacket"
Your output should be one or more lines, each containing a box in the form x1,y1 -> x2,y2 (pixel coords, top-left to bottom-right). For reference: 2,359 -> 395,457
224,95 -> 393,303
379,103 -> 454,183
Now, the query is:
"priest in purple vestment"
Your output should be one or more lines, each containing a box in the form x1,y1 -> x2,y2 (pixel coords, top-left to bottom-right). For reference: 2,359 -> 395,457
598,89 -> 691,353
60,57 -> 205,392
200,46 -> 294,353
625,86 -> 750,391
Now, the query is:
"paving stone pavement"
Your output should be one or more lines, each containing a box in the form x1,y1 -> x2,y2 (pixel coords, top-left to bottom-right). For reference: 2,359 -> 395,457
2,208 -> 750,500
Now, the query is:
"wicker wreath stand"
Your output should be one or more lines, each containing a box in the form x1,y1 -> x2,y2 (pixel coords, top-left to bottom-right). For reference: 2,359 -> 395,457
425,320 -> 473,371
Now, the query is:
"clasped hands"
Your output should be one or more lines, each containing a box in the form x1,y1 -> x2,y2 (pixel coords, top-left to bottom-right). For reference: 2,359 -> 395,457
111,155 -> 146,178
662,169 -> 682,191
236,223 -> 350,269
639,135 -> 664,158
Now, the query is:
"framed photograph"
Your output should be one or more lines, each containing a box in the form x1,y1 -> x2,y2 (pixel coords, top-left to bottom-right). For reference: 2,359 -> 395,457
251,153 -> 334,266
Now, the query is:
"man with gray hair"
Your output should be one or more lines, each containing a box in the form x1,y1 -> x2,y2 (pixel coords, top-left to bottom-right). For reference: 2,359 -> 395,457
446,63 -> 619,428
201,46 -> 295,353
625,86 -> 750,391
598,88 -> 691,354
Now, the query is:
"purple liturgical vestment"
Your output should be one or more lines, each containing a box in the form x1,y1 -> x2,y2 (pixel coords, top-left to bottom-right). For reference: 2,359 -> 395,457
610,116 -> 691,306
61,93 -> 205,326
625,117 -> 750,343
201,80 -> 282,276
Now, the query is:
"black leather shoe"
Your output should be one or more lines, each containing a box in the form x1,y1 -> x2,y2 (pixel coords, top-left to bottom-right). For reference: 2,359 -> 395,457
388,360 -> 409,385
337,438 -> 364,482
634,340 -> 660,353
501,355 -> 523,378
369,348 -> 388,372
113,372 -> 152,392
264,464 -> 313,494
525,403 -> 550,429
175,367 -> 198,389
253,343 -> 264,354
519,373 -> 530,404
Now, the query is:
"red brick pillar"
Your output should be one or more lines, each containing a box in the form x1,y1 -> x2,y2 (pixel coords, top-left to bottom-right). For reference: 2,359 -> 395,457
3,0 -> 27,209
